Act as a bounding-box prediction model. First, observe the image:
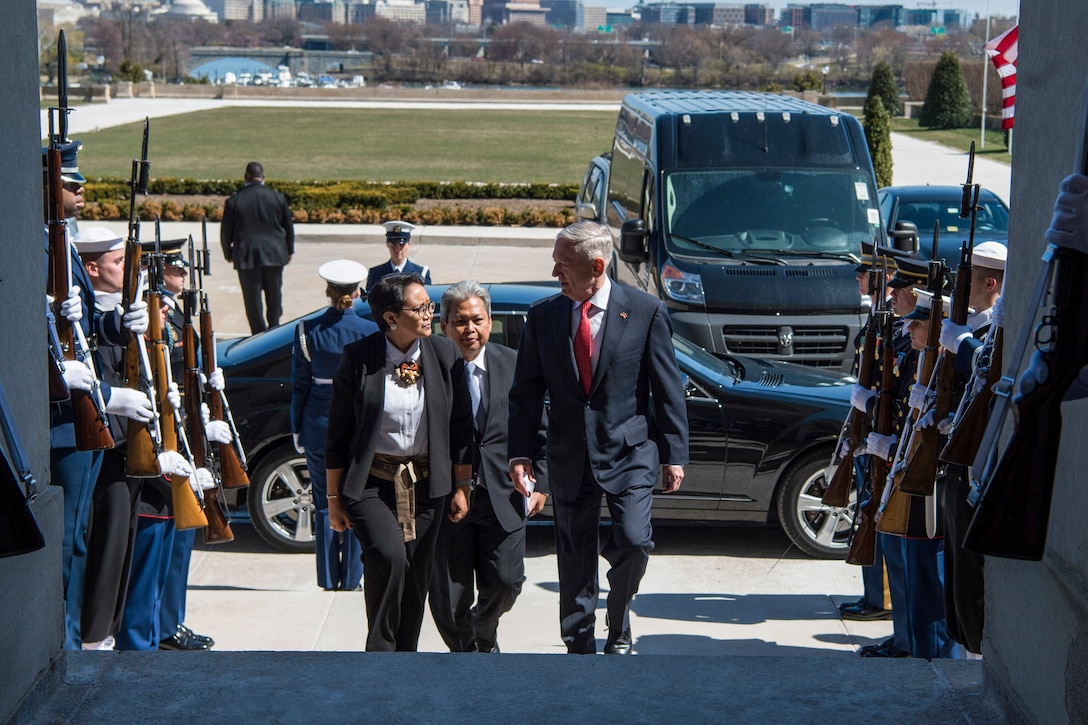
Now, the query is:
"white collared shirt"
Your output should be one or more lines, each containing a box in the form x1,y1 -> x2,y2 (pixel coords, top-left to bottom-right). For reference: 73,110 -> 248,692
377,337 -> 428,457
569,276 -> 611,373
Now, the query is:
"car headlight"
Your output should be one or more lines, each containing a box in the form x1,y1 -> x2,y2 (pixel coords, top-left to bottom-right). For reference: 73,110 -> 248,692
661,262 -> 704,305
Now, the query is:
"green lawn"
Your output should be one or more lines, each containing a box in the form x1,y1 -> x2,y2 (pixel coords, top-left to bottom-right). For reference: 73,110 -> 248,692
891,117 -> 1012,166
75,107 -> 617,184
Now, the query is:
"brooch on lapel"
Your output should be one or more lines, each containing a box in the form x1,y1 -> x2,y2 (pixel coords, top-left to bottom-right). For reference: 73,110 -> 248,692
395,361 -> 422,386
619,311 -> 628,319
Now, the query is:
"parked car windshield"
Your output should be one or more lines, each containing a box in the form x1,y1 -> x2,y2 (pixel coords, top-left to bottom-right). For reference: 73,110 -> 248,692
894,197 -> 1009,237
664,169 -> 879,257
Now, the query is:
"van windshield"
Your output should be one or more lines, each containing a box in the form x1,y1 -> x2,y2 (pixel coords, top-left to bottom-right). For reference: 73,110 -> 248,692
664,169 -> 880,257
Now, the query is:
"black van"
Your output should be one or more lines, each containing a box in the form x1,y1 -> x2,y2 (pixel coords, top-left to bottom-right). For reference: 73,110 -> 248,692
602,91 -> 884,371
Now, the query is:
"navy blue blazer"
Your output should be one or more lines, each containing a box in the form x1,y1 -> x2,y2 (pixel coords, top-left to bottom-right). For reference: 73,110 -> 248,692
508,283 -> 689,501
366,260 -> 432,292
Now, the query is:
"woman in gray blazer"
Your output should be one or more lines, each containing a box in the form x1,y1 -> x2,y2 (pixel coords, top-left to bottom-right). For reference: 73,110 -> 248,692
325,273 -> 474,651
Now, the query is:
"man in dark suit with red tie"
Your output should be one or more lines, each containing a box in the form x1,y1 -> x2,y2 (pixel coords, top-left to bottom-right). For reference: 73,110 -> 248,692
508,221 -> 689,655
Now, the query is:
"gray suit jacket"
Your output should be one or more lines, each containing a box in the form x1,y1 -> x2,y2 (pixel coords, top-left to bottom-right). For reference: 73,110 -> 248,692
326,332 -> 474,504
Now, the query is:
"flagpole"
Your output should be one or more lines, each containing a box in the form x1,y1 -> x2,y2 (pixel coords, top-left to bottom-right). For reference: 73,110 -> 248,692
980,0 -> 991,149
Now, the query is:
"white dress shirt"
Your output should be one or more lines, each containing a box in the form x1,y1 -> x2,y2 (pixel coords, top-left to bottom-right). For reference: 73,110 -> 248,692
376,337 -> 428,457
569,275 -> 611,374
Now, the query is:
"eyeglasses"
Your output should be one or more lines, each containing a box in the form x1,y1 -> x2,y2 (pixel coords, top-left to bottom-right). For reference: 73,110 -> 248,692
401,300 -> 436,317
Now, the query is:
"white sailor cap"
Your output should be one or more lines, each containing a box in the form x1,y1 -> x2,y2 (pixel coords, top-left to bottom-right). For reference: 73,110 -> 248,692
73,226 -> 125,255
382,220 -> 418,243
904,288 -> 950,320
318,259 -> 368,286
973,241 -> 1007,271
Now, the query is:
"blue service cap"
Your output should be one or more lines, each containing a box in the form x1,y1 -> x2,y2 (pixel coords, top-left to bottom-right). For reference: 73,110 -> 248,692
382,220 -> 418,244
41,140 -> 87,184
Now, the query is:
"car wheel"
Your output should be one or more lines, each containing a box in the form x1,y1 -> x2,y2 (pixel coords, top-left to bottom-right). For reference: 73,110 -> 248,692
247,444 -> 315,553
776,451 -> 856,559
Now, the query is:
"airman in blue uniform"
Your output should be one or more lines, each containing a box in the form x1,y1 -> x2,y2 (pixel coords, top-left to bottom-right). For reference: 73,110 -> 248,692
365,221 -> 431,291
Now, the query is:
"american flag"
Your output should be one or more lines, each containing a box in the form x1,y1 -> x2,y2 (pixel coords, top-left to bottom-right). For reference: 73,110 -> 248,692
985,25 -> 1018,130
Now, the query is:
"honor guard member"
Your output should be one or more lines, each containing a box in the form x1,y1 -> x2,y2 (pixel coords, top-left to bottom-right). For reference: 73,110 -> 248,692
884,289 -> 957,660
933,240 -> 1006,656
852,253 -> 925,658
45,142 -> 154,649
839,242 -> 896,623
291,259 -> 378,591
366,221 -> 431,291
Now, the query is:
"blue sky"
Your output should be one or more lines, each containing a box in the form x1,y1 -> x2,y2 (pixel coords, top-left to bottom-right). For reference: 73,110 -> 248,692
581,0 -> 1021,21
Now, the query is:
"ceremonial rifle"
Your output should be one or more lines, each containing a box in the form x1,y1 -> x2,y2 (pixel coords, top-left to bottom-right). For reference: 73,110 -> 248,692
184,234 -> 233,544
845,310 -> 895,567
965,83 -> 1088,560
198,216 -> 249,490
148,221 -> 207,530
47,301 -> 68,403
45,29 -> 114,451
897,148 -> 979,497
0,381 -> 45,558
877,225 -> 946,534
822,256 -> 883,507
122,118 -> 162,477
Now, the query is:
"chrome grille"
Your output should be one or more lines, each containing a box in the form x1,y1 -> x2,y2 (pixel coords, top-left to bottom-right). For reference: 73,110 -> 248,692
722,324 -> 849,366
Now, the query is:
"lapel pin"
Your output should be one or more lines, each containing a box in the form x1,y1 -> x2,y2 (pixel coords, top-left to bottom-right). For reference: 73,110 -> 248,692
619,311 -> 628,319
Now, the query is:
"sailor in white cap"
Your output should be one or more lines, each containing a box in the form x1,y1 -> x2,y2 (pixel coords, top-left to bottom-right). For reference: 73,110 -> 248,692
939,240 -> 1007,357
292,259 -> 379,590
366,221 -> 431,291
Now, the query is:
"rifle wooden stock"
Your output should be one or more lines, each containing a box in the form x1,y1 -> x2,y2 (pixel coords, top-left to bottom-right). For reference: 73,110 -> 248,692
124,340 -> 160,476
46,148 -> 114,451
823,313 -> 879,507
201,487 -> 234,544
846,315 -> 895,566
964,248 -> 1088,560
148,291 -> 207,531
0,453 -> 45,559
200,310 -> 248,489
941,327 -> 1004,466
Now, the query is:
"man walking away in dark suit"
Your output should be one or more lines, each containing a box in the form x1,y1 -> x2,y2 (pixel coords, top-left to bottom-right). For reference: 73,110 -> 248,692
221,161 -> 295,334
508,221 -> 689,655
429,280 -> 548,653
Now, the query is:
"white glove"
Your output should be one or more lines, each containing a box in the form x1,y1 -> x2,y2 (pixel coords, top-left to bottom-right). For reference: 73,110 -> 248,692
204,367 -> 225,391
916,409 -> 953,434
166,382 -> 182,412
850,384 -> 876,413
104,387 -> 155,423
1018,350 -> 1049,397
1044,173 -> 1088,254
190,467 -> 216,492
119,300 -> 149,336
200,403 -> 233,444
61,286 -> 83,322
61,360 -> 95,392
991,295 -> 1005,329
908,384 -> 928,412
940,319 -> 972,353
862,432 -> 898,460
293,433 -> 305,455
971,374 -> 989,397
157,450 -> 193,478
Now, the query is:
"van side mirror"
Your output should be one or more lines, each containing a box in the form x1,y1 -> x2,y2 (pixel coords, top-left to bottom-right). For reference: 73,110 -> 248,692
618,219 -> 649,264
888,221 -> 920,255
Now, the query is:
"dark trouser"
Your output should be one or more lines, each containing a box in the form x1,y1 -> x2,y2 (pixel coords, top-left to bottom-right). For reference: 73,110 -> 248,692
52,446 -> 104,650
879,532 -> 911,654
160,527 -> 195,637
856,456 -> 887,610
552,462 -> 654,654
940,466 -> 985,654
306,447 -> 363,591
429,487 -> 526,652
237,265 -> 284,334
344,474 -> 442,652
901,536 -> 956,659
82,450 -> 143,643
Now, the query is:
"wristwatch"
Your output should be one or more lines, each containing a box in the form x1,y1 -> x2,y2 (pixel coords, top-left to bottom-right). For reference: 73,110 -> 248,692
455,478 -> 475,491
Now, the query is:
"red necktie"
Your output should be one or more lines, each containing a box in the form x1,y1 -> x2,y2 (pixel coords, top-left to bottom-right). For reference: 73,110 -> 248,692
574,300 -> 592,397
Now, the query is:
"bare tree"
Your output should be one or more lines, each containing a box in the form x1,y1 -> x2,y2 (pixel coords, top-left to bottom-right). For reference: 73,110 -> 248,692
363,17 -> 406,78
747,27 -> 795,73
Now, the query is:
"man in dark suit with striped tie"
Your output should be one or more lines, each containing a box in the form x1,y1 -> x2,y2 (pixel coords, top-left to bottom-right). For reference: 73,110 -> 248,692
429,280 -> 548,653
508,221 -> 689,655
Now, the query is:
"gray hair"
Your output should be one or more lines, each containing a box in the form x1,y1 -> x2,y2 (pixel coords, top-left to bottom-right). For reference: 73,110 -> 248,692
558,220 -> 613,266
441,279 -> 491,323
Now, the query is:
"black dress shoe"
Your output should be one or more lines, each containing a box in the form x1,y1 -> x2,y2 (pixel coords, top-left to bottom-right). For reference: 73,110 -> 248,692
159,629 -> 211,651
838,597 -> 866,613
858,639 -> 909,658
840,603 -> 893,621
177,624 -> 215,647
473,640 -> 500,653
604,628 -> 632,655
